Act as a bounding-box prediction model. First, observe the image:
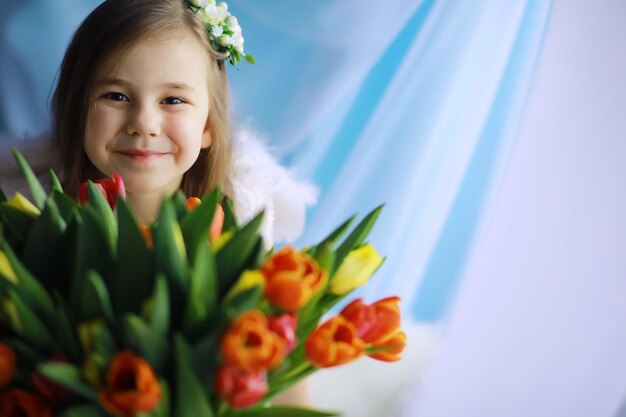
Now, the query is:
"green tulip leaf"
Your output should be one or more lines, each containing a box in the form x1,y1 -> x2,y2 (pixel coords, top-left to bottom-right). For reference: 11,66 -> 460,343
0,203 -> 36,242
37,362 -> 99,402
21,198 -> 67,289
153,200 -> 189,319
114,198 -> 154,314
173,190 -> 189,222
183,241 -> 217,333
334,204 -> 383,273
70,210 -> 114,305
11,148 -> 47,209
124,314 -> 167,371
216,211 -> 264,297
87,181 -> 117,253
7,288 -> 56,351
56,404 -> 109,417
180,188 -> 219,264
0,242 -> 56,321
317,214 -> 357,249
0,186 -> 6,202
145,273 -> 170,336
49,169 -> 64,193
51,189 -> 78,224
81,270 -> 115,323
174,335 -> 215,417
221,197 -> 239,233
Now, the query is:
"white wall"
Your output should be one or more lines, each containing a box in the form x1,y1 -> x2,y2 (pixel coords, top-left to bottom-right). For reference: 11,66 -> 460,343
406,1 -> 626,416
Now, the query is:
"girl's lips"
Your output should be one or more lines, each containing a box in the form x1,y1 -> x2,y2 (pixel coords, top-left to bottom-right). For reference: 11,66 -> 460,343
116,150 -> 169,163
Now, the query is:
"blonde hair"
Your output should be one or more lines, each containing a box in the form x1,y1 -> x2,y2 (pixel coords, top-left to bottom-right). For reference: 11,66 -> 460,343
52,0 -> 231,198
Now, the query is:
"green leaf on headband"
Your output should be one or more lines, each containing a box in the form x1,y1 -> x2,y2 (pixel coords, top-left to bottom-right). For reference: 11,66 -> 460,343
11,148 -> 47,209
174,335 -> 215,417
245,53 -> 256,64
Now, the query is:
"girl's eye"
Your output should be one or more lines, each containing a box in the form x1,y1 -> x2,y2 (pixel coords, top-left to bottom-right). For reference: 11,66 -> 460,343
161,96 -> 185,105
102,92 -> 130,102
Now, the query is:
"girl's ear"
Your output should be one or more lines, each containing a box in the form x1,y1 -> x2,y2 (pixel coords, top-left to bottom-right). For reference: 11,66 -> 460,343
202,122 -> 212,149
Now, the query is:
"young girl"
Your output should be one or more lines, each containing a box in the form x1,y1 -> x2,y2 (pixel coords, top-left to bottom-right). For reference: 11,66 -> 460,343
46,0 -> 312,405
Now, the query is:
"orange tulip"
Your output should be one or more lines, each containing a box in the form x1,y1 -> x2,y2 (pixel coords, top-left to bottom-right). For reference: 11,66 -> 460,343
186,198 -> 224,242
0,342 -> 16,387
221,311 -> 286,371
261,246 -> 328,310
215,366 -> 268,409
99,351 -> 162,417
304,315 -> 365,368
368,331 -> 406,362
0,389 -> 52,417
185,197 -> 202,211
139,225 -> 153,250
340,297 -> 405,361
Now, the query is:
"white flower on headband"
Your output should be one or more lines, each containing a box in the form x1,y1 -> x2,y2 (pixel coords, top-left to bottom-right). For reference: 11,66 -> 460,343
189,0 -> 209,7
187,0 -> 254,66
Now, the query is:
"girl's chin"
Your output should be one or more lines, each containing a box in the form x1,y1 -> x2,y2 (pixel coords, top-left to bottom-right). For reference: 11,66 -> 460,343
122,178 -> 183,197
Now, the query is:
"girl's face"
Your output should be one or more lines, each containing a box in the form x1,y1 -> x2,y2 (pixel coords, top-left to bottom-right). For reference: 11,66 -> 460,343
84,35 -> 212,197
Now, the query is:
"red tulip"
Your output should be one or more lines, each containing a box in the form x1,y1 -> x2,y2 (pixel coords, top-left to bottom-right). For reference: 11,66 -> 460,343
215,366 -> 267,409
79,172 -> 126,209
268,312 -> 298,353
31,353 -> 72,405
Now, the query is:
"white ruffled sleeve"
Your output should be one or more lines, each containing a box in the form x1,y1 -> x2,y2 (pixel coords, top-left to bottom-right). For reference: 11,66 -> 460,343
222,127 -> 318,248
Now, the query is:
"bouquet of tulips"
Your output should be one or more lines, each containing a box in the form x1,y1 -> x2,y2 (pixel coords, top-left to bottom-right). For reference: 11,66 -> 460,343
0,150 -> 405,417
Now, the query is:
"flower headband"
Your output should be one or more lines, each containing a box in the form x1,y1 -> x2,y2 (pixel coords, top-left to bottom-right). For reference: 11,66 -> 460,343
188,0 -> 255,67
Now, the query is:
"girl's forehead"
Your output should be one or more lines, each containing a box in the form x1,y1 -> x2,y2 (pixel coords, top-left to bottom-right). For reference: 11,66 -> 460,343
95,34 -> 212,82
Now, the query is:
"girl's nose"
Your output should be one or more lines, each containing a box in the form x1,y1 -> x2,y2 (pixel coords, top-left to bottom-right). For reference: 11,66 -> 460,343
126,105 -> 161,138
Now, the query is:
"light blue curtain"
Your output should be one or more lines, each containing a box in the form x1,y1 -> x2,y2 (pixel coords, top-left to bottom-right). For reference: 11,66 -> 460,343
228,0 -> 553,321
0,0 -> 553,322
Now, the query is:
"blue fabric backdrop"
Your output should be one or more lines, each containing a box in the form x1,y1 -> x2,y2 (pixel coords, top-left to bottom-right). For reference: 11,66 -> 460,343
0,0 -> 553,322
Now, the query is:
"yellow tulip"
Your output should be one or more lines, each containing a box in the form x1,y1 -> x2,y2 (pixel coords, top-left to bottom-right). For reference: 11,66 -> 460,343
212,230 -> 233,252
329,244 -> 384,295
224,270 -> 265,302
6,193 -> 40,217
2,298 -> 21,332
0,252 -> 18,284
